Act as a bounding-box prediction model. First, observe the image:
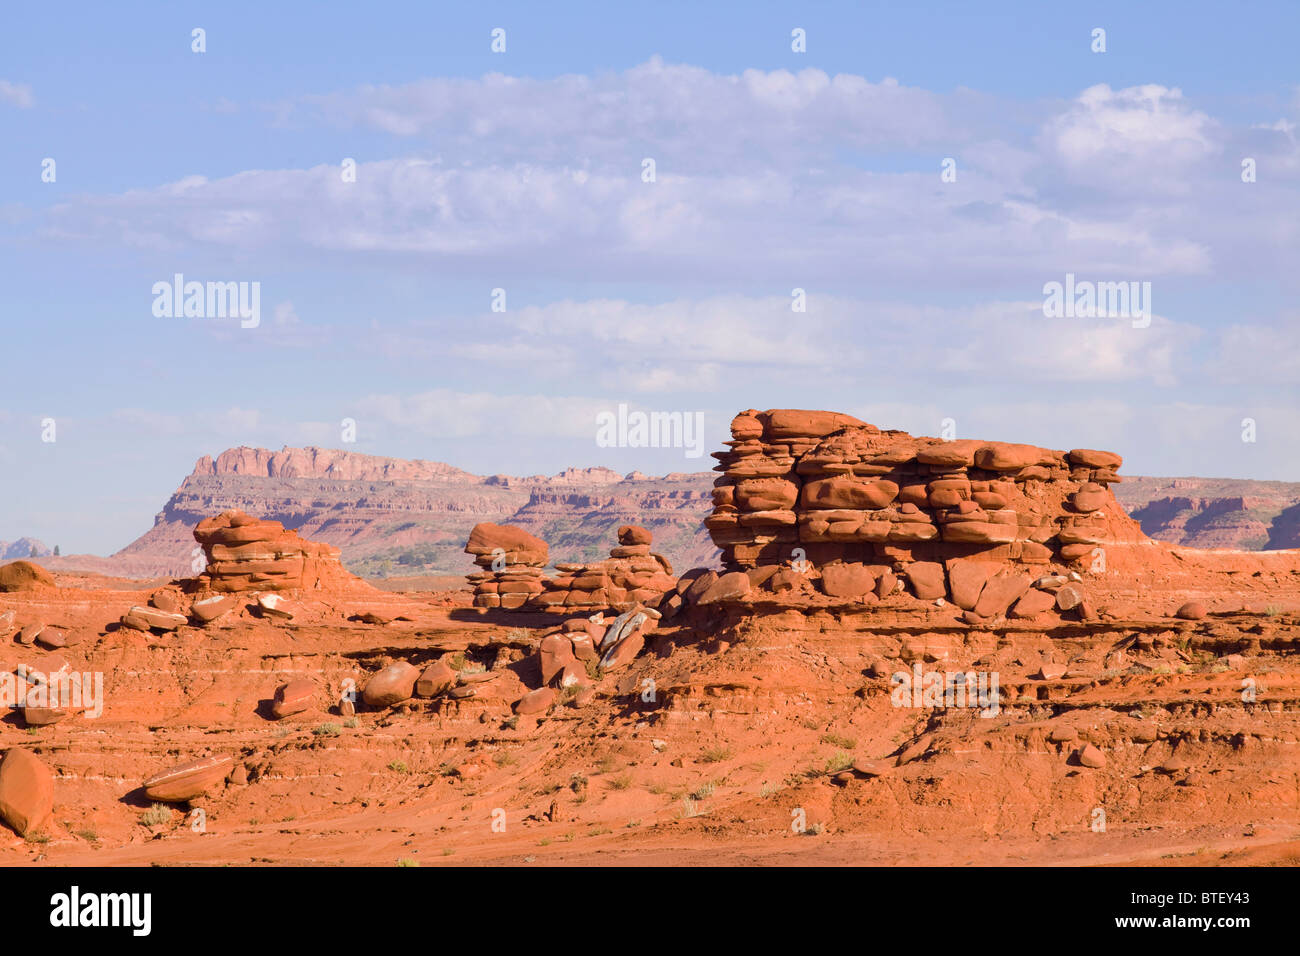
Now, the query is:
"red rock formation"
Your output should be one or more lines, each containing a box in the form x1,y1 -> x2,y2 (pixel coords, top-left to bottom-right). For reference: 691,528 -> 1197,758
529,524 -> 677,612
697,408 -> 1146,616
193,509 -> 360,593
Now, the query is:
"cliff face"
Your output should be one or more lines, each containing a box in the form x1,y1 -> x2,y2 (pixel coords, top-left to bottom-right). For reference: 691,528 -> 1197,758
104,446 -> 718,578
1113,477 -> 1300,550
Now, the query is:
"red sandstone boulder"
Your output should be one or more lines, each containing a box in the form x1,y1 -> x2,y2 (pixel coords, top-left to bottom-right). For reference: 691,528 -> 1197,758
465,523 -> 548,561
1175,601 -> 1207,621
904,562 -> 946,600
362,662 -> 419,707
0,561 -> 55,592
191,594 -> 238,623
515,687 -> 556,715
539,633 -> 576,684
0,749 -> 54,836
946,560 -> 998,611
270,679 -> 316,718
120,606 -> 188,632
415,660 -> 457,697
762,409 -> 869,440
802,477 -> 898,511
599,627 -> 646,672
821,563 -> 877,600
617,525 -> 653,546
916,440 -> 983,467
696,571 -> 750,605
735,478 -> 800,511
143,755 -> 234,802
974,443 -> 1047,472
1011,589 -> 1057,618
972,569 -> 1032,618
1068,449 -> 1122,469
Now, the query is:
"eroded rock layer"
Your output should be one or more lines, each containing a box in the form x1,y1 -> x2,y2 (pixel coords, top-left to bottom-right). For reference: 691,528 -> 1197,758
193,510 -> 355,593
700,409 -> 1146,616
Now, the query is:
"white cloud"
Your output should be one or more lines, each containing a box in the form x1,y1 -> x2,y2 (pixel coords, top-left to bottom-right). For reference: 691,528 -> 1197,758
0,80 -> 34,109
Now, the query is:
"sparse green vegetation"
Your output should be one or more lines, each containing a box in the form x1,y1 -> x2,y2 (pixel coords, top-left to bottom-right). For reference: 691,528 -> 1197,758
824,752 -> 854,773
344,717 -> 359,729
608,773 -> 634,791
396,857 -> 420,867
691,781 -> 716,800
699,746 -> 732,764
494,751 -> 516,768
140,804 -> 172,827
313,723 -> 342,737
820,732 -> 857,750
388,760 -> 410,774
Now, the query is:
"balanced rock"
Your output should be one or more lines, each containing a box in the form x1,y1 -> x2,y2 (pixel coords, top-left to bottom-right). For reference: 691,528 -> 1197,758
194,509 -> 355,593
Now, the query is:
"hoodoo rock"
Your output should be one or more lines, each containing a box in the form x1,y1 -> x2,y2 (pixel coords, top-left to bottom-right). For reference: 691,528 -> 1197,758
687,408 -> 1144,619
465,522 -> 548,609
530,526 -> 677,612
193,510 -> 358,593
465,522 -> 679,614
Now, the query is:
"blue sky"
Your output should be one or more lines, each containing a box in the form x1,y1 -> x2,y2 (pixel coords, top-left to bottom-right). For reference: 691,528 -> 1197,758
2,1 -> 1299,554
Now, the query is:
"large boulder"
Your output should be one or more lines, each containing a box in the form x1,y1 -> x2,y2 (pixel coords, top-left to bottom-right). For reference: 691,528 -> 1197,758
143,755 -> 234,802
0,749 -> 54,836
0,561 -> 55,592
362,662 -> 419,707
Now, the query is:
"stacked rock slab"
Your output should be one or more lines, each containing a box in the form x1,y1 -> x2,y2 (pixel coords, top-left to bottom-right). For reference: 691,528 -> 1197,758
193,510 -> 352,593
465,523 -> 548,609
529,525 -> 677,613
704,409 -> 1143,609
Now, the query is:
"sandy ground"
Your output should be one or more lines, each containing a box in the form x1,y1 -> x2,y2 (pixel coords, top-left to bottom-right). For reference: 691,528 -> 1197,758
2,543 -> 1298,867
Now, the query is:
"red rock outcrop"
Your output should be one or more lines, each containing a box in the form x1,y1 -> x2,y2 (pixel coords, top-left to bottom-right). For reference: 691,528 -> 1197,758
696,408 -> 1146,617
529,525 -> 677,612
465,523 -> 549,609
193,509 -> 358,593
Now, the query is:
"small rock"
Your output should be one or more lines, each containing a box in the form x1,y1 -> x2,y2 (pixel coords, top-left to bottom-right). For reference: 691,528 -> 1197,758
191,595 -> 237,624
17,623 -> 44,645
1174,601 -> 1206,621
1075,744 -> 1106,769
515,687 -> 556,715
270,679 -> 315,718
415,660 -> 456,698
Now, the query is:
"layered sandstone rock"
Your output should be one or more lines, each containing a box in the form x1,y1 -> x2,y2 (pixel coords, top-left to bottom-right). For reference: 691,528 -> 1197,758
193,510 -> 354,593
697,409 -> 1144,617
528,525 -> 677,613
465,523 -> 549,609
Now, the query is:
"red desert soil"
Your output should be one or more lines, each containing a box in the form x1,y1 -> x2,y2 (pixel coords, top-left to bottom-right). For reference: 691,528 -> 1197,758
2,411 -> 1298,867
1,547 -> 1298,867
